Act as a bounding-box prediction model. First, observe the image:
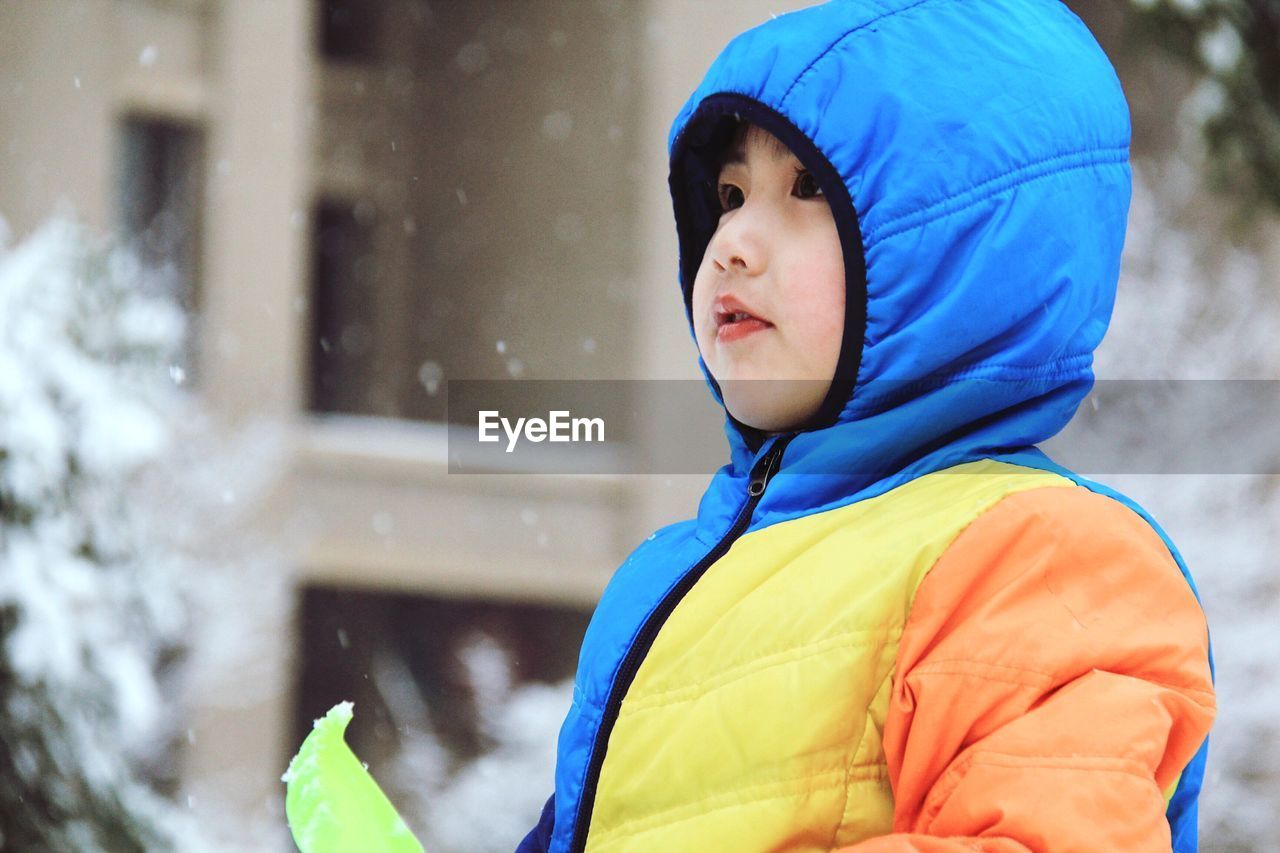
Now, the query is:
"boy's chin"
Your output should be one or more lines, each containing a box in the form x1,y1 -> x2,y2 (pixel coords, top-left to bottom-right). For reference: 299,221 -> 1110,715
721,382 -> 829,433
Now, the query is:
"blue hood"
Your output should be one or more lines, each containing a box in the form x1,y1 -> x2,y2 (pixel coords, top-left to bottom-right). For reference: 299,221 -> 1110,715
666,0 -> 1132,532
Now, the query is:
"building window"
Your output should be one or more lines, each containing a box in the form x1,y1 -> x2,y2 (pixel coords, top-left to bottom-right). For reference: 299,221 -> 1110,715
292,585 -> 588,834
115,114 -> 204,381
308,0 -> 644,431
309,198 -> 384,415
318,0 -> 383,63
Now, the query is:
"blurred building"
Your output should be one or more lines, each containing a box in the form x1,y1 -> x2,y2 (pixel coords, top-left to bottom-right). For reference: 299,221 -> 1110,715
0,0 -> 820,846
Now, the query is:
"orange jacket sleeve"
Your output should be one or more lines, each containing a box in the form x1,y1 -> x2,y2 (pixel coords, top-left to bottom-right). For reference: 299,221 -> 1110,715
836,485 -> 1216,852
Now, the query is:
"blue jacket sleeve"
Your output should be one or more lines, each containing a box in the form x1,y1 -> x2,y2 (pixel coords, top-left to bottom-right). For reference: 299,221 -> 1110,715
515,791 -> 556,853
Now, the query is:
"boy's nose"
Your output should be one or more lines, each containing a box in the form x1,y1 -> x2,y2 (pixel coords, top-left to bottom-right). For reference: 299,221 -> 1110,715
708,210 -> 768,276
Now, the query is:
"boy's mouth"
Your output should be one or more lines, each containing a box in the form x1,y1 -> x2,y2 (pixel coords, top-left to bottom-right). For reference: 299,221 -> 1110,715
714,294 -> 774,343
717,314 -> 772,344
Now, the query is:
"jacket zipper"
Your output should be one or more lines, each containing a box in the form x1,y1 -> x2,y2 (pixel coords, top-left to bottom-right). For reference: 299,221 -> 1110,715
566,433 -> 795,853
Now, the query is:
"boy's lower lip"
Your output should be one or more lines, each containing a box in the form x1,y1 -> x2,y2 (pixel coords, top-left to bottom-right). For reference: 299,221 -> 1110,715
717,317 -> 773,344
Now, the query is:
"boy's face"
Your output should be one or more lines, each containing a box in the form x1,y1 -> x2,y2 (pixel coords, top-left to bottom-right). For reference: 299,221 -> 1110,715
691,123 -> 845,433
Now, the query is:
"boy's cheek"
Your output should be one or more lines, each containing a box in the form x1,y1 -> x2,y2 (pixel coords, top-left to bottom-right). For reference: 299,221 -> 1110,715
690,293 -> 718,357
693,324 -> 721,378
691,316 -> 714,358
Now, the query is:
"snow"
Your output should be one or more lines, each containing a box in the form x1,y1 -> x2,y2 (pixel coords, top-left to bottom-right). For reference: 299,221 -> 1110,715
0,216 -> 201,848
456,42 -> 491,75
1198,20 -> 1244,75
0,215 -> 292,850
541,110 -> 574,142
373,638 -> 569,853
417,359 -> 444,395
1095,149 -> 1280,846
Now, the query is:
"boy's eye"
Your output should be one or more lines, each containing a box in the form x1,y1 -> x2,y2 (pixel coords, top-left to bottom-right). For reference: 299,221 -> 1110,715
794,169 -> 823,199
718,182 -> 744,213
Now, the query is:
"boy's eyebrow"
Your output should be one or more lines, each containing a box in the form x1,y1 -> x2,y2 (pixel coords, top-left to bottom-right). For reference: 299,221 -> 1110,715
721,147 -> 747,168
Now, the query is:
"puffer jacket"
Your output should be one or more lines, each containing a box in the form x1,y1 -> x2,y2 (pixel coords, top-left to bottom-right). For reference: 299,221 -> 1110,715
518,1 -> 1216,850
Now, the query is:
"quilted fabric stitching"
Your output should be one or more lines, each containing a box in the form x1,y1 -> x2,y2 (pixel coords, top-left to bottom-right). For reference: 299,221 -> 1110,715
620,626 -> 896,715
921,750 -> 1159,833
914,661 -> 1217,705
779,0 -> 956,108
594,764 -> 885,845
866,146 -> 1129,246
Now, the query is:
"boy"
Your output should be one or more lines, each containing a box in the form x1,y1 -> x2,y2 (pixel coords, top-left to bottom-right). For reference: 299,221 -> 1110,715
519,0 -> 1215,850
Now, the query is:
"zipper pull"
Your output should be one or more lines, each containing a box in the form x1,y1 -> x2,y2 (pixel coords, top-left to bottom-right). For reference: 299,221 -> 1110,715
747,440 -> 785,497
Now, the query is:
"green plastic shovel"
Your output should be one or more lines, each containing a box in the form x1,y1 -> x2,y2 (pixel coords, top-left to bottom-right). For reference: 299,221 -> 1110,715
282,701 -> 425,853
